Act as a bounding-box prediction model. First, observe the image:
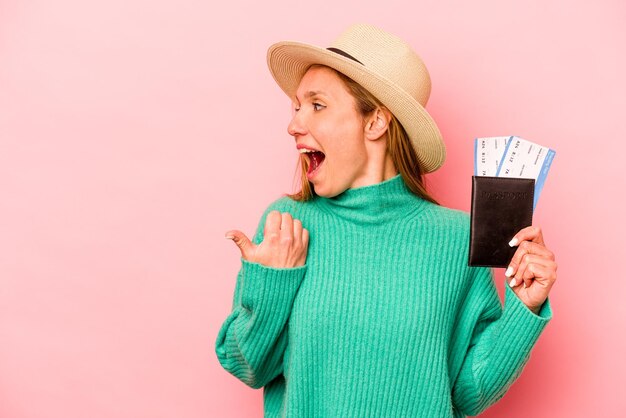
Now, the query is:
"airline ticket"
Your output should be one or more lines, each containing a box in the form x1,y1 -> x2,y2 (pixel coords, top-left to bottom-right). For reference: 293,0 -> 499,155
474,136 -> 556,209
474,136 -> 511,176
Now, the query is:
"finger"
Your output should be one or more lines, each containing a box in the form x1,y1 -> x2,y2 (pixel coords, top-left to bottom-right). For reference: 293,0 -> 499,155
520,263 -> 557,293
225,230 -> 254,260
506,240 -> 555,279
516,254 -> 554,279
293,218 -> 303,242
526,264 -> 556,290
302,228 -> 310,257
514,254 -> 557,288
264,211 -> 282,240
280,212 -> 294,241
509,225 -> 545,247
509,242 -> 554,270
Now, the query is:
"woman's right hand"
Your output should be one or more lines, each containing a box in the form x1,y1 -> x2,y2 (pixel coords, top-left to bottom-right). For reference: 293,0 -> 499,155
225,211 -> 309,268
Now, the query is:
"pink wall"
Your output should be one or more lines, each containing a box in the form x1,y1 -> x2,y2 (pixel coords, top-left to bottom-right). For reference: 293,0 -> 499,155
1,0 -> 624,417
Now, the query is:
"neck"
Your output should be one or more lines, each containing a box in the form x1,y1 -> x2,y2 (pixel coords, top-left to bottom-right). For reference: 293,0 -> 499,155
350,147 -> 398,189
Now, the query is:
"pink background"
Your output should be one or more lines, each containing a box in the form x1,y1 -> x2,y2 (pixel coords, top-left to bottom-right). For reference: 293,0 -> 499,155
1,0 -> 624,417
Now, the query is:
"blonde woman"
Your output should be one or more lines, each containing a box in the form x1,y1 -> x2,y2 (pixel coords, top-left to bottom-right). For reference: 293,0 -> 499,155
216,24 -> 557,418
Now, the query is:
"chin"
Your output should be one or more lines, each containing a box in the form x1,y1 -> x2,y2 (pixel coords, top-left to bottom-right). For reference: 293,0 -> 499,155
312,186 -> 331,198
313,182 -> 345,198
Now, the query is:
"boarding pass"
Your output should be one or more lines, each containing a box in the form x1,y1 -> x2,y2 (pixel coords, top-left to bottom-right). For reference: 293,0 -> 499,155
474,136 -> 556,209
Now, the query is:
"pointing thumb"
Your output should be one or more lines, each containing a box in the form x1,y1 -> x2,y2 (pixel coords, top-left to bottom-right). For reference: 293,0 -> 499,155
225,230 -> 254,260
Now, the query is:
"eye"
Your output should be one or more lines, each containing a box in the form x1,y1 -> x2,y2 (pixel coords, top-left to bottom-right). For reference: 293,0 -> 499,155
312,102 -> 325,111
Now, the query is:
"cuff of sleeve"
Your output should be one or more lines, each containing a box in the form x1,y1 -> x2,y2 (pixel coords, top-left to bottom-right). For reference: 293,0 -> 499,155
504,282 -> 553,320
239,259 -> 307,314
499,283 -> 552,352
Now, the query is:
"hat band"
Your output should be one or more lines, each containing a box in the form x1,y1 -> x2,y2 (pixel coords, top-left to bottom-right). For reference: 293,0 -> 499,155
326,47 -> 363,65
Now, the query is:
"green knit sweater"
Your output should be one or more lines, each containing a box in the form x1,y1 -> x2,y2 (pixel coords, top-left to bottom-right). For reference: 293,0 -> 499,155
216,174 -> 551,417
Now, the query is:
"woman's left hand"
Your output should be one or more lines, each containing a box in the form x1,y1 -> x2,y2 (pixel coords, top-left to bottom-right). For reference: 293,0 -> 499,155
505,226 -> 557,314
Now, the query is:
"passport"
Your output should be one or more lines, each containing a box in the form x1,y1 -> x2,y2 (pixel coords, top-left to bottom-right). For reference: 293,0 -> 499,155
468,176 -> 534,267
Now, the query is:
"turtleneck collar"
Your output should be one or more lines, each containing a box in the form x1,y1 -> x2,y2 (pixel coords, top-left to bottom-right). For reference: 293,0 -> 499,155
314,174 -> 430,225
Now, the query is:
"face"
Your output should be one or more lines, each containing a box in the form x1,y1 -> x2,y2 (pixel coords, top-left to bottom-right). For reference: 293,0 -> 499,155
287,66 -> 370,198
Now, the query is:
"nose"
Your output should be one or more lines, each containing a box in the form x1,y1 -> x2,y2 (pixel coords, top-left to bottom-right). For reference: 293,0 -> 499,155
287,109 -> 307,138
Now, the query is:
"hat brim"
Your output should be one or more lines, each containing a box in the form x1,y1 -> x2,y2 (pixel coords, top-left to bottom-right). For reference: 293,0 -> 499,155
267,41 -> 445,173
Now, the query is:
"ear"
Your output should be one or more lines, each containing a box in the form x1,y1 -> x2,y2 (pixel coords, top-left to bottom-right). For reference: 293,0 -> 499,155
364,108 -> 392,141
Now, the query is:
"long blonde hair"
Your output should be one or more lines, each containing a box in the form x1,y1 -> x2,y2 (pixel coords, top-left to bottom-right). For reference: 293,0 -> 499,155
288,65 -> 438,205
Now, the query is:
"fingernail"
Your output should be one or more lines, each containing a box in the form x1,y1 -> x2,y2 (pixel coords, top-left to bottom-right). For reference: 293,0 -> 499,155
523,282 -> 527,288
225,235 -> 234,240
509,237 -> 519,247
509,278 -> 517,287
505,266 -> 514,277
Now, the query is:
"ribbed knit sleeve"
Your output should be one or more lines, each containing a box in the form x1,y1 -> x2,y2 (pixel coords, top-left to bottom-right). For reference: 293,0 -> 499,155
451,267 -> 552,416
215,201 -> 307,389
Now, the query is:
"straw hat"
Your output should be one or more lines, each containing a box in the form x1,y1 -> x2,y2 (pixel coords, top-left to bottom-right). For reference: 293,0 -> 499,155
266,23 -> 445,173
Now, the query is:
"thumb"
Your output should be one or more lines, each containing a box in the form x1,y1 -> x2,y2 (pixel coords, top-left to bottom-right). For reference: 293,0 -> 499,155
225,230 -> 255,260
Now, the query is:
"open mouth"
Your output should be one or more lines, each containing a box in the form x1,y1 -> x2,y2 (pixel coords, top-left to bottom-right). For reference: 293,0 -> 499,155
299,148 -> 326,176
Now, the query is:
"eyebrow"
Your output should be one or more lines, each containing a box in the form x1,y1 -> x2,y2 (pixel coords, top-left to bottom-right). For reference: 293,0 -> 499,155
303,90 -> 327,99
293,90 -> 328,105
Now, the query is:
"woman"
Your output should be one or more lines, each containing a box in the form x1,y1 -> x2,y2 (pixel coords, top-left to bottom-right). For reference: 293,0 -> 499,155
216,24 -> 556,417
